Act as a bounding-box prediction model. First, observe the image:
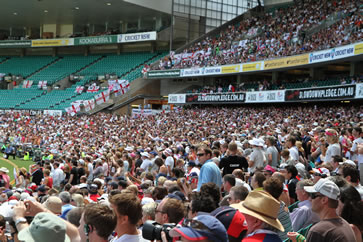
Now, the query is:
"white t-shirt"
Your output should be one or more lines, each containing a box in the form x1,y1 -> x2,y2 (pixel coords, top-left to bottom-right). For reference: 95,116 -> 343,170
325,143 -> 341,163
249,148 -> 266,173
140,159 -> 153,171
289,146 -> 299,162
111,230 -> 149,242
165,156 -> 174,175
351,137 -> 363,161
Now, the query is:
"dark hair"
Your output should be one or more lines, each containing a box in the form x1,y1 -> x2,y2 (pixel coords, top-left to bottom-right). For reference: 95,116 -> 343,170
152,187 -> 168,201
84,204 -> 117,240
118,180 -> 128,189
341,164 -> 359,183
223,174 -> 236,187
332,155 -> 343,164
263,177 -> 283,199
286,165 -> 298,178
253,172 -> 266,188
154,158 -> 164,167
191,192 -> 216,213
168,185 -> 181,194
109,193 -> 142,225
172,168 -> 185,178
198,146 -> 212,157
200,183 -> 221,208
340,185 -> 363,231
287,136 -> 296,145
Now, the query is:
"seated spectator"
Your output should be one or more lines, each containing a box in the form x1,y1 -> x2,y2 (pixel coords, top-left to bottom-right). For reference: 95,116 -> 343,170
155,197 -> 185,224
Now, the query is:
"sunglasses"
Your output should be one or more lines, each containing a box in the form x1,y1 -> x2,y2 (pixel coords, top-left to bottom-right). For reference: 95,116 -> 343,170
197,153 -> 205,157
310,193 -> 324,199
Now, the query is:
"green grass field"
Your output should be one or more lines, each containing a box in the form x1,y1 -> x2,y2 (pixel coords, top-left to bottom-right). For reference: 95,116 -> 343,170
0,156 -> 35,181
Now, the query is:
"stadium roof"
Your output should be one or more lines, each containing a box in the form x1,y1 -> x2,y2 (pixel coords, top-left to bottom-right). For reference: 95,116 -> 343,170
0,0 -> 170,29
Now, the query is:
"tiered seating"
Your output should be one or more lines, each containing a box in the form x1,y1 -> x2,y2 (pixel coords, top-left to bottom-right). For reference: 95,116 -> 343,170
51,91 -> 101,110
20,89 -> 78,110
0,56 -> 55,77
29,56 -> 101,85
0,89 -> 43,109
80,52 -> 157,78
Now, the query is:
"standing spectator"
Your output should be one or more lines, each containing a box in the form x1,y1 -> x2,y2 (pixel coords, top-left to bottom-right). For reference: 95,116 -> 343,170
31,162 -> 44,186
163,149 -> 174,176
303,179 -> 356,241
265,136 -> 279,168
284,165 -> 299,204
219,142 -> 248,176
0,167 -> 10,189
248,138 -> 266,173
59,191 -> 75,220
109,193 -> 145,241
69,160 -> 79,186
287,137 -> 299,162
324,129 -> 341,164
16,167 -> 28,189
197,146 -> 222,191
52,162 -> 64,191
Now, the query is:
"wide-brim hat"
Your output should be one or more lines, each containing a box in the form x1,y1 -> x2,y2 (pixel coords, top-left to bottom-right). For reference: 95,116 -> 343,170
248,138 -> 264,147
230,190 -> 284,232
0,167 -> 9,173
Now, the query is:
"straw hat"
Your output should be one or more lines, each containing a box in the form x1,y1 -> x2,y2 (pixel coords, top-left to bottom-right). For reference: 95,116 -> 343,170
0,167 -> 9,173
230,190 -> 284,232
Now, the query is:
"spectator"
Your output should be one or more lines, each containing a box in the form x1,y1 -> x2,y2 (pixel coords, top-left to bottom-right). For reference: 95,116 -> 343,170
59,191 -> 75,220
229,185 -> 249,204
303,179 -> 356,241
219,142 -> 248,176
197,146 -> 222,191
155,197 -> 184,224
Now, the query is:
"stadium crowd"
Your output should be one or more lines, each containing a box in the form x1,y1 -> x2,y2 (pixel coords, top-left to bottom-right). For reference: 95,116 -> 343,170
0,104 -> 362,242
157,0 -> 362,70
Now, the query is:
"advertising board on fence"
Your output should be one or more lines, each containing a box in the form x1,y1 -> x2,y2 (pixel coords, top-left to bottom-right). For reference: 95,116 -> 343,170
285,85 -> 355,101
43,110 -> 63,116
245,90 -> 285,103
147,70 -> 180,78
31,38 -> 74,47
355,83 -> 363,99
309,44 -> 355,64
0,40 -> 31,48
74,36 -> 117,45
117,31 -> 157,43
185,93 -> 245,103
264,54 -> 309,70
168,94 -> 186,104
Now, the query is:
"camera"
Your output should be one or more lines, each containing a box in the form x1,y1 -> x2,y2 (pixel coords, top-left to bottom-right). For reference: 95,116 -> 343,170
142,220 -> 176,241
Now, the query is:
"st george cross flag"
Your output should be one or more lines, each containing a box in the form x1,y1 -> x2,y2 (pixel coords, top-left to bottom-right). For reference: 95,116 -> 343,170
65,104 -> 80,116
95,90 -> 110,105
22,80 -> 33,88
75,86 -> 84,93
114,80 -> 130,97
84,99 -> 95,112
37,81 -> 47,89
87,83 -> 100,93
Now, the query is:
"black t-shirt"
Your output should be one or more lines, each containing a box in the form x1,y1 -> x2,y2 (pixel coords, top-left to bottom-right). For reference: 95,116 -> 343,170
219,155 -> 248,176
288,178 -> 299,201
32,169 -> 44,186
70,167 -> 79,185
78,167 -> 85,178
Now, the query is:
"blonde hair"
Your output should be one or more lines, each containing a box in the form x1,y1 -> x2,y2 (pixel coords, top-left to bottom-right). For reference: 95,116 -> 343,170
326,129 -> 339,143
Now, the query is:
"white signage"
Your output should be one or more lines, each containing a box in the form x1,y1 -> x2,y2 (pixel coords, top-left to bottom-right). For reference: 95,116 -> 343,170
168,94 -> 186,104
355,83 -> 363,99
117,31 -> 157,43
245,90 -> 285,103
309,44 -> 355,64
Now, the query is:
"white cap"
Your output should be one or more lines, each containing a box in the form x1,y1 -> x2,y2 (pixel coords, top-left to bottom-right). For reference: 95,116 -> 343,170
304,178 -> 340,200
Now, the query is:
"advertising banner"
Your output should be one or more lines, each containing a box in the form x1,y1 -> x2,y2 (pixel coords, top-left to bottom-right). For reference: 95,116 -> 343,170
186,93 -> 245,103
264,54 -> 309,70
132,109 -> 154,118
285,85 -> 355,101
355,83 -> 363,99
242,62 -> 263,72
245,90 -> 285,103
354,43 -> 363,55
117,31 -> 157,43
0,40 -> 31,48
168,94 -> 186,104
221,65 -> 241,74
309,44 -> 355,64
74,35 -> 117,45
147,70 -> 180,78
43,110 -> 62,116
31,38 -> 74,47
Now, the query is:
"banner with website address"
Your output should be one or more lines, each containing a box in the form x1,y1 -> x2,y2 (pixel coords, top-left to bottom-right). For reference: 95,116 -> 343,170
245,90 -> 285,103
285,85 -> 355,101
185,92 -> 245,104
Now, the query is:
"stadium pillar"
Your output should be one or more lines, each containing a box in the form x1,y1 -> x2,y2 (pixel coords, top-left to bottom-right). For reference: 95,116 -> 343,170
236,75 -> 242,85
272,72 -> 279,82
350,62 -> 360,76
309,67 -> 323,80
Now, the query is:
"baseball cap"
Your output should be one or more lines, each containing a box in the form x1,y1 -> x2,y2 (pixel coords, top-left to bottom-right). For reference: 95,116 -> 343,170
18,212 -> 70,242
169,215 -> 228,242
304,178 -> 340,200
187,161 -> 196,167
211,206 -> 247,239
37,185 -> 46,193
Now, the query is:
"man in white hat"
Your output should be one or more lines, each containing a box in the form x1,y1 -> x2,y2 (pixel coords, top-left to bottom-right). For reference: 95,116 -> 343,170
303,178 -> 356,241
247,138 -> 266,173
140,152 -> 152,172
231,190 -> 284,241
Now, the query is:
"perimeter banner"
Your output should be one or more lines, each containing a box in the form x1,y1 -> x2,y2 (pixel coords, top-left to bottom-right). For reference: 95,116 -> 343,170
185,93 -> 245,103
285,85 -> 355,101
